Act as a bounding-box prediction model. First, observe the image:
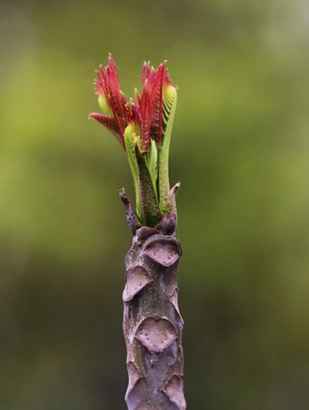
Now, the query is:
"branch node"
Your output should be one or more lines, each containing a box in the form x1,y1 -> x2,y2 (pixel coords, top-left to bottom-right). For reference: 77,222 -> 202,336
119,187 -> 141,234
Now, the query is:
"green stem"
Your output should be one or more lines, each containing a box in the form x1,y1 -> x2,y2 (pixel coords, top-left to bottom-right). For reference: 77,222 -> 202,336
137,154 -> 160,226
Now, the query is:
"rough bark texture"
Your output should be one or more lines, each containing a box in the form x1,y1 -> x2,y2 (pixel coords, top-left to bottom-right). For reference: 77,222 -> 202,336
120,198 -> 186,410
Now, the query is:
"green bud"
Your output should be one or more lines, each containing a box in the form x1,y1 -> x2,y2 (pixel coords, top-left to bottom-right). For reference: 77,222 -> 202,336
164,84 -> 177,103
98,94 -> 112,115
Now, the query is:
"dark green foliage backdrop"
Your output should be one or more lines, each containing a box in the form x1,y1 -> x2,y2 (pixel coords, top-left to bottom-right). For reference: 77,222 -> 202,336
1,1 -> 308,409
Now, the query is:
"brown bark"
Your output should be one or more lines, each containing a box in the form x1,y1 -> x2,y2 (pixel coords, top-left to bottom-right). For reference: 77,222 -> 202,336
120,194 -> 186,410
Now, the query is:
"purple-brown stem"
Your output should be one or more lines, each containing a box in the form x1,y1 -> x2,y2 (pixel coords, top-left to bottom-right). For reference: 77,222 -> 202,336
120,193 -> 186,410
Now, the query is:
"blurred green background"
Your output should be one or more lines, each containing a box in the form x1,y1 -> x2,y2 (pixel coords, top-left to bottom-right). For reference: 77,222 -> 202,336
1,1 -> 308,409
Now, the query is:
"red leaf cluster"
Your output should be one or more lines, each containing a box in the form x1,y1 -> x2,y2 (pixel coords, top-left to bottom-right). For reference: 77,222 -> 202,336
89,55 -> 172,152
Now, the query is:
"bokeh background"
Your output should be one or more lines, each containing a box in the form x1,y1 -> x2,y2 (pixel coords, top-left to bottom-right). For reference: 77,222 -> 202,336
1,1 -> 308,409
